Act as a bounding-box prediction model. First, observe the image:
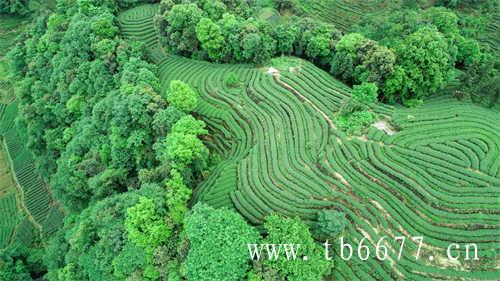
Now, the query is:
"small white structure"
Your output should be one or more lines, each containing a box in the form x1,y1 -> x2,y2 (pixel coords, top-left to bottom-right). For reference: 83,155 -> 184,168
266,67 -> 279,75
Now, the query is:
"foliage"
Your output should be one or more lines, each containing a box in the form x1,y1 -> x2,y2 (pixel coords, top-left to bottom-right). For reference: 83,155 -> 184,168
160,132 -> 208,170
336,110 -> 375,135
154,114 -> 208,171
166,80 -> 199,112
337,82 -> 378,134
6,2 -> 210,280
261,215 -> 331,281
196,17 -> 224,61
315,210 -> 347,239
275,23 -> 299,55
163,3 -> 203,55
125,197 -> 172,253
351,82 -> 378,106
0,259 -> 33,281
112,243 -> 147,280
165,169 -> 192,224
390,26 -> 451,103
152,106 -> 186,137
0,246 -> 35,281
172,115 -> 208,136
158,0 -> 337,64
352,6 -> 491,104
331,33 -> 396,87
184,203 -> 260,281
461,55 -> 500,107
0,0 -> 29,15
44,185 -> 166,281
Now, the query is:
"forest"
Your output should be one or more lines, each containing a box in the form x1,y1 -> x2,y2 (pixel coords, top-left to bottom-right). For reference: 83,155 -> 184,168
0,0 -> 499,280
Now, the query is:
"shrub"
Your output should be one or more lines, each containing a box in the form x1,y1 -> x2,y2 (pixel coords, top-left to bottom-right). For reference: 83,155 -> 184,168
336,110 -> 375,135
315,210 -> 347,239
225,73 -> 240,88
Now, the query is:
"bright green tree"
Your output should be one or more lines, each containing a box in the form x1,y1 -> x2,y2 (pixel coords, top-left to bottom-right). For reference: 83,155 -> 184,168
163,132 -> 207,168
184,203 -> 261,281
171,115 -> 208,136
275,23 -> 298,55
125,197 -> 172,252
196,17 -> 224,61
166,80 -> 199,112
262,215 -> 331,281
351,82 -> 378,106
166,169 -> 192,224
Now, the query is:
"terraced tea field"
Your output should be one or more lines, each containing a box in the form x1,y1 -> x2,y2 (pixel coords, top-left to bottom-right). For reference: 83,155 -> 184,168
296,0 -> 392,32
119,4 -> 500,280
0,133 -> 19,249
0,148 -> 36,250
478,12 -> 500,57
0,100 -> 63,248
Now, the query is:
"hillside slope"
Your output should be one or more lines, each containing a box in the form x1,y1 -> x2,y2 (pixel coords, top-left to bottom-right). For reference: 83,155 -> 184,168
119,5 -> 500,280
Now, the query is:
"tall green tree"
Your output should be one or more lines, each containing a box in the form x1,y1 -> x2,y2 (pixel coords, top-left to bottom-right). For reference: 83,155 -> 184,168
387,26 -> 451,104
166,169 -> 192,224
196,17 -> 224,61
164,3 -> 204,54
44,185 -> 167,281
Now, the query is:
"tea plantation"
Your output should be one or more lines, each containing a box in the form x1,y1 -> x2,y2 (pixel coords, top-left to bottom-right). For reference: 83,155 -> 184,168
0,0 -> 498,280
118,4 -> 500,280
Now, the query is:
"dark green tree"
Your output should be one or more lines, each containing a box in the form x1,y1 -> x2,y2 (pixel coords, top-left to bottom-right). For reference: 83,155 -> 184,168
315,210 -> 347,239
164,3 -> 203,54
0,0 -> 29,15
386,27 -> 452,104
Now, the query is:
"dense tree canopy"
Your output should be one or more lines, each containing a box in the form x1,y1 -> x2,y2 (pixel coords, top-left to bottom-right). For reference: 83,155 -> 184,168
386,27 -> 452,104
3,0 -> 498,280
196,17 -> 224,61
156,1 -> 498,106
0,0 -> 29,15
184,203 -> 261,281
331,33 -> 396,87
0,246 -> 36,281
259,215 -> 331,281
166,80 -> 199,112
158,0 -> 338,64
6,1 -> 211,280
125,197 -> 172,252
163,3 -> 203,54
44,185 -> 166,281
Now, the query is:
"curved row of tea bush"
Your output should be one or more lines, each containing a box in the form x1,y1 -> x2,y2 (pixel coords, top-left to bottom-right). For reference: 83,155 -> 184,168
0,101 -> 63,247
119,6 -> 500,280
